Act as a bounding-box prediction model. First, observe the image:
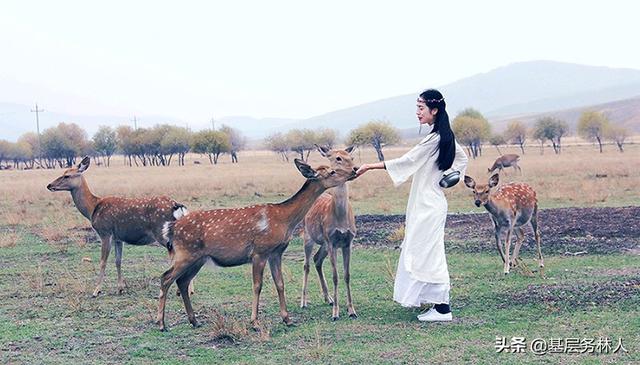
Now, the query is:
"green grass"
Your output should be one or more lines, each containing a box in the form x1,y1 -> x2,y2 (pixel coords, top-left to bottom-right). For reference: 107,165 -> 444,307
1,229 -> 638,364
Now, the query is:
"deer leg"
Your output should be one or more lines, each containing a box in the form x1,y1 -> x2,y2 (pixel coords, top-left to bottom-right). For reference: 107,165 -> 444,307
342,245 -> 357,319
511,228 -> 525,267
114,240 -> 126,295
531,209 -> 545,276
328,245 -> 340,321
492,219 -> 506,264
176,260 -> 205,328
269,252 -> 292,326
300,234 -> 314,308
92,234 -> 113,297
314,244 -> 333,305
157,257 -> 197,331
504,227 -> 513,275
250,255 -> 268,328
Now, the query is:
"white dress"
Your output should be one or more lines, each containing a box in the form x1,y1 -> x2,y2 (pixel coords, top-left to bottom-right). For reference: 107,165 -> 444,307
385,127 -> 468,307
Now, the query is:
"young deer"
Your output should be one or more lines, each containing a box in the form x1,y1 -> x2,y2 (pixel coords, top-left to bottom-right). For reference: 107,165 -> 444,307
156,158 -> 358,331
464,174 -> 544,275
488,154 -> 521,174
300,145 -> 357,320
47,156 -> 190,297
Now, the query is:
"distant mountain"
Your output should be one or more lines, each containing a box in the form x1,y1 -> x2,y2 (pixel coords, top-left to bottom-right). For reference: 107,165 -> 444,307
491,96 -> 640,133
3,60 -> 640,142
290,61 -> 640,134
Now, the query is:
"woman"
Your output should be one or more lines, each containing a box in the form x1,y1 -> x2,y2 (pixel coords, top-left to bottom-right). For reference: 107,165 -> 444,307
356,89 -> 468,321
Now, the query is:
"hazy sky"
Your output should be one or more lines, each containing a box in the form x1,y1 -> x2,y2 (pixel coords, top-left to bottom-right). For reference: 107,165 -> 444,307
1,0 -> 638,125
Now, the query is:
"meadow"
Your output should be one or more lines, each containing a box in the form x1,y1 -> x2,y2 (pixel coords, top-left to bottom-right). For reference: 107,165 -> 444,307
1,141 -> 639,364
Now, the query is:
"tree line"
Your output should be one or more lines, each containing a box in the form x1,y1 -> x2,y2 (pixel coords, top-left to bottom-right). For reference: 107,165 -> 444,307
0,123 -> 246,169
0,109 -> 631,170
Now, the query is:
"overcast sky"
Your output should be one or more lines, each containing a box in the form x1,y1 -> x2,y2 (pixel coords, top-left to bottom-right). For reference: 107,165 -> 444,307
1,0 -> 638,126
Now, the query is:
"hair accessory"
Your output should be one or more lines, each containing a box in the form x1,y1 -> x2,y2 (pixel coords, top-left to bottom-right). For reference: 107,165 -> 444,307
417,97 -> 444,104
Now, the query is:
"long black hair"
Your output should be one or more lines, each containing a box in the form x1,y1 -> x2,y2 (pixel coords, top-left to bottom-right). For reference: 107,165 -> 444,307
419,89 -> 455,171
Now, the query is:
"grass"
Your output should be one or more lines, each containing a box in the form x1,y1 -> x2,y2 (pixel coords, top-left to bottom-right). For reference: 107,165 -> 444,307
0,143 -> 639,364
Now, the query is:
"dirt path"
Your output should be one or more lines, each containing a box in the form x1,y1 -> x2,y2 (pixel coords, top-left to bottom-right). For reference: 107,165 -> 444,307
354,206 -> 640,255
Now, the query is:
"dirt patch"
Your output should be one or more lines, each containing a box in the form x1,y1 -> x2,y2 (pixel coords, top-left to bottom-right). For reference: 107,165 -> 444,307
353,206 -> 640,255
500,277 -> 640,310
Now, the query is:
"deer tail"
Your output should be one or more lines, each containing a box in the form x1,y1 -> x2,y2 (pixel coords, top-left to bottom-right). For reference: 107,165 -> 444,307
162,221 -> 176,254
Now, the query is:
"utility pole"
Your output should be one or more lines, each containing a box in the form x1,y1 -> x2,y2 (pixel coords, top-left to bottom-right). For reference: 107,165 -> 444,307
31,103 -> 44,164
131,115 -> 138,130
211,117 -> 215,131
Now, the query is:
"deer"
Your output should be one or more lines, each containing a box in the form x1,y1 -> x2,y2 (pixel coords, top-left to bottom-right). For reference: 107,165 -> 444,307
156,157 -> 359,331
463,174 -> 544,276
488,154 -> 521,175
300,145 -> 357,321
47,156 -> 192,297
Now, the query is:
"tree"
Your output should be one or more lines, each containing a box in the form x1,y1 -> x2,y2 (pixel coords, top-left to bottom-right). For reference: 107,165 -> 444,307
161,127 -> 192,165
219,125 -> 246,163
117,126 -> 137,166
314,128 -> 338,150
605,124 -> 629,152
264,132 -> 290,162
285,129 -> 317,161
488,133 -> 506,155
41,123 -> 89,168
452,114 -> 490,158
577,111 -> 609,153
92,126 -> 118,166
346,120 -> 400,161
504,120 -> 527,154
191,130 -> 230,164
532,117 -> 568,155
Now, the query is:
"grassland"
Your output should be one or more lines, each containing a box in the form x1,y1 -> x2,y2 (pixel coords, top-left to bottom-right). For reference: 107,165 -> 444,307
1,142 -> 639,364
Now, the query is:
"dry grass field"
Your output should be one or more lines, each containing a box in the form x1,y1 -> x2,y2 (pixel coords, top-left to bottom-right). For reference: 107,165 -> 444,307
1,140 -> 639,364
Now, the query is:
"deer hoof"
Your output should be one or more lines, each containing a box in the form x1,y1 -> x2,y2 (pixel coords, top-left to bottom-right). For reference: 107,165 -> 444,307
92,290 -> 101,298
349,313 -> 358,319
332,316 -> 340,322
191,321 -> 201,328
283,317 -> 293,326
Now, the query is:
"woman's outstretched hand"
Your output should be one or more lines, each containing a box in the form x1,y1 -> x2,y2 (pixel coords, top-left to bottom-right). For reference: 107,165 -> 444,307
356,164 -> 370,177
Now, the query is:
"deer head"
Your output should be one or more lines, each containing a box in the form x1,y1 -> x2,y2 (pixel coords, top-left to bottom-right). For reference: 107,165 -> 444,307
464,173 -> 499,207
47,156 -> 91,191
294,157 -> 358,187
314,144 -> 358,179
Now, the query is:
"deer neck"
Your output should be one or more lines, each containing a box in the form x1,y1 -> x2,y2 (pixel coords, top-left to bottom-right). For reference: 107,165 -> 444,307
70,176 -> 100,220
328,183 -> 350,220
278,180 -> 326,227
483,196 -> 502,216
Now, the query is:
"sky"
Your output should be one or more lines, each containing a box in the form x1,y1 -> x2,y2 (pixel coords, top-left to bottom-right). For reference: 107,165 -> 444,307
1,0 -> 639,129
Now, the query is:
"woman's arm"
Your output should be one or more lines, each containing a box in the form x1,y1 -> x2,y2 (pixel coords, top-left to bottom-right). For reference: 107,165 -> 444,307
355,161 -> 385,177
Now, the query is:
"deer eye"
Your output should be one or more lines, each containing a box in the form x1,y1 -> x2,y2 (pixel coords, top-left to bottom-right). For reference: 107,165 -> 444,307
336,157 -> 342,162
63,175 -> 70,179
330,170 -> 336,176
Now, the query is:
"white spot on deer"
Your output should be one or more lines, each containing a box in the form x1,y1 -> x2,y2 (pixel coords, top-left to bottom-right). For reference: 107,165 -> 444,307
256,209 -> 269,233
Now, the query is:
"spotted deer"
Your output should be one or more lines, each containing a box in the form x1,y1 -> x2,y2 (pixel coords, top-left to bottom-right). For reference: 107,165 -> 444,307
300,145 -> 357,321
156,158 -> 359,331
47,156 -> 191,297
488,154 -> 521,175
464,174 -> 544,275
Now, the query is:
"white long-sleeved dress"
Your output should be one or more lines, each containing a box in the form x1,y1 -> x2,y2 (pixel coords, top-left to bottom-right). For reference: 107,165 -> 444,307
385,128 -> 468,307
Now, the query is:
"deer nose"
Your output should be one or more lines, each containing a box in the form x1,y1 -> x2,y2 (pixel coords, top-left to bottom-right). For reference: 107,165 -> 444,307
47,184 -> 54,191
474,200 -> 481,207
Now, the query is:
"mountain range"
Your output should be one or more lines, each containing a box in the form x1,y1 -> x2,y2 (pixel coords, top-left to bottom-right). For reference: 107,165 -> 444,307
2,60 -> 640,142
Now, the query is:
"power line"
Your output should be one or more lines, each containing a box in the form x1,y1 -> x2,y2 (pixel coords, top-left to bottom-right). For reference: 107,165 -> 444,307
131,115 -> 138,130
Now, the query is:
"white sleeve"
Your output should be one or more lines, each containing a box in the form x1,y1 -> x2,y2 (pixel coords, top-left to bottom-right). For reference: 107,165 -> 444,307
451,141 -> 468,176
385,137 -> 437,187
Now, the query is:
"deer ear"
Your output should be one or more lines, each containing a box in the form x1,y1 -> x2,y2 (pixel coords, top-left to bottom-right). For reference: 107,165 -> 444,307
315,144 -> 330,157
295,158 -> 317,179
463,175 -> 476,189
345,145 -> 355,154
488,173 -> 499,188
78,156 -> 91,173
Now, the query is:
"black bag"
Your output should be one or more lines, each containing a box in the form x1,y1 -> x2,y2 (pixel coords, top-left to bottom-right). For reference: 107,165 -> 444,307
439,170 -> 460,188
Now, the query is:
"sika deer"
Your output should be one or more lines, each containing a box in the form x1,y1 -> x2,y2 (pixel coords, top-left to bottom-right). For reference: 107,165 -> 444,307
464,174 -> 544,275
156,158 -> 358,331
47,156 -> 190,297
300,145 -> 357,320
488,154 -> 521,175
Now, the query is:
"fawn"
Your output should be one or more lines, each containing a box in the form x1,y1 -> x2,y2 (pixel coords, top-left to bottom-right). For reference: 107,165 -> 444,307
301,145 -> 357,320
464,174 -> 544,275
